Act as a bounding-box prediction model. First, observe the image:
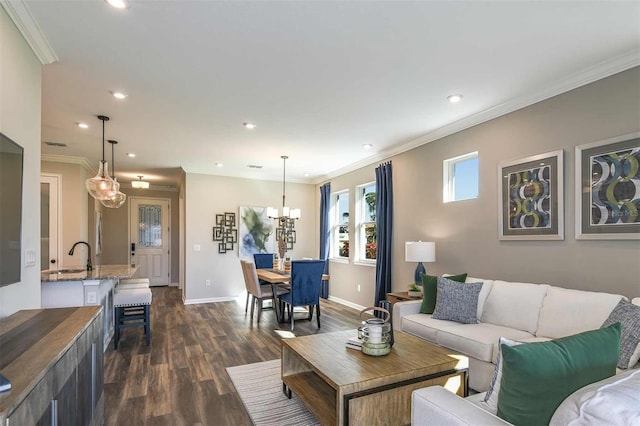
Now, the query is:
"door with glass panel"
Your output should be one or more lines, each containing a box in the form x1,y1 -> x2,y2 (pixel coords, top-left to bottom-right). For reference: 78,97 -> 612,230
40,174 -> 60,271
129,198 -> 170,286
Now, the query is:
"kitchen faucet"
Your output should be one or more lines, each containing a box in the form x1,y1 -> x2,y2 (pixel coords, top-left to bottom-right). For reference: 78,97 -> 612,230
69,241 -> 93,271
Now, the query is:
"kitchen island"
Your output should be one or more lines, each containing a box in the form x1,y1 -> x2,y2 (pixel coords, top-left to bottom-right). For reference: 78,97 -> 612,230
41,264 -> 139,349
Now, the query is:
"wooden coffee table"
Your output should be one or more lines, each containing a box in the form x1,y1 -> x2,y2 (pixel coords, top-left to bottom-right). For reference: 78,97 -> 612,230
281,330 -> 468,425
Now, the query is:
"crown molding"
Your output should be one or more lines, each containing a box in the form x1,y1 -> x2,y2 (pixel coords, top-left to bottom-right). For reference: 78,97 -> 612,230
1,0 -> 58,64
41,154 -> 96,175
314,49 -> 640,185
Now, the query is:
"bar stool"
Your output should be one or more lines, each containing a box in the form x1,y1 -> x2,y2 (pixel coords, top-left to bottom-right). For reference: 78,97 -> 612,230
117,278 -> 150,290
113,287 -> 152,349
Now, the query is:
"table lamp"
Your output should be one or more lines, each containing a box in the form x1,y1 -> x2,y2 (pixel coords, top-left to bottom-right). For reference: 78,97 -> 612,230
405,241 -> 436,287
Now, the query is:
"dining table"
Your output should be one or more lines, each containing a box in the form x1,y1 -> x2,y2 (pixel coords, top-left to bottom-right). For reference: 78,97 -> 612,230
256,268 -> 330,322
256,268 -> 330,284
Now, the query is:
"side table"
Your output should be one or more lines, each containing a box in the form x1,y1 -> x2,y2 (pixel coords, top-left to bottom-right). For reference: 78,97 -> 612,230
387,291 -> 422,306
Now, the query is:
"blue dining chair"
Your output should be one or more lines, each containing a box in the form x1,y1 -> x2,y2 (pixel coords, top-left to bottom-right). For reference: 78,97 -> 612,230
253,253 -> 274,270
279,260 -> 325,331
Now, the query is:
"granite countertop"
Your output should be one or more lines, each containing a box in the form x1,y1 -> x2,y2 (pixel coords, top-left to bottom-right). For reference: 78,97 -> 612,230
41,264 -> 139,282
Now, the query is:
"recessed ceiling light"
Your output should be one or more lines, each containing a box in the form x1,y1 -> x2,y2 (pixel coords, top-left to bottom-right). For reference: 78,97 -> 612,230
215,162 -> 223,168
447,94 -> 463,103
111,91 -> 127,99
363,144 -> 373,150
243,122 -> 256,130
77,122 -> 89,129
247,164 -> 263,169
105,0 -> 128,9
127,153 -> 136,158
304,173 -> 310,177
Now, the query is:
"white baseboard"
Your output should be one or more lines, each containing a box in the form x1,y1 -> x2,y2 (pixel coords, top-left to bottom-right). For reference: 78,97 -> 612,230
327,296 -> 366,312
183,296 -> 237,305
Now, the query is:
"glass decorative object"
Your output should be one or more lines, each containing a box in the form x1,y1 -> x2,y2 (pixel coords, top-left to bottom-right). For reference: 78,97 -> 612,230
86,161 -> 118,200
359,306 -> 393,356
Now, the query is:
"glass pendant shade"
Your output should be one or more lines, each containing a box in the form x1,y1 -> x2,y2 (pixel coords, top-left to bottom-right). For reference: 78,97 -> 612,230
100,178 -> 127,208
86,161 -> 118,200
100,139 -> 127,208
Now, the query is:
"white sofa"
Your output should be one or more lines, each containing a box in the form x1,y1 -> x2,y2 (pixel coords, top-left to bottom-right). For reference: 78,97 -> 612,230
412,368 -> 640,426
393,277 -> 640,425
393,277 -> 636,392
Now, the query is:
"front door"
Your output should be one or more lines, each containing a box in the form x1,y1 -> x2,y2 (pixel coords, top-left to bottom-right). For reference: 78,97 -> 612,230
129,197 -> 170,286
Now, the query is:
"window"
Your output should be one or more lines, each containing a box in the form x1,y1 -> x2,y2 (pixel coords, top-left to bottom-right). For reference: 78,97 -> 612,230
443,151 -> 479,203
356,182 -> 376,262
330,190 -> 350,259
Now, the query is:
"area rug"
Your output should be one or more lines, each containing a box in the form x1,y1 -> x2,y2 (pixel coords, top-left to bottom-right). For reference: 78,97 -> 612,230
226,359 -> 320,426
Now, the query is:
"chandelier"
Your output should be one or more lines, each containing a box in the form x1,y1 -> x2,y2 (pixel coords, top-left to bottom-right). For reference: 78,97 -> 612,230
100,140 -> 127,208
268,155 -> 300,258
85,115 -> 119,200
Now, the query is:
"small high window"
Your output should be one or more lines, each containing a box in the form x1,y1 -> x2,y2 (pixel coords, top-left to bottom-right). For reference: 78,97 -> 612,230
443,152 -> 479,203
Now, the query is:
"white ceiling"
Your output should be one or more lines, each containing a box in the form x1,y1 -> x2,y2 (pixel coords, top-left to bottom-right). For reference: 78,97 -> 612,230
12,0 -> 640,188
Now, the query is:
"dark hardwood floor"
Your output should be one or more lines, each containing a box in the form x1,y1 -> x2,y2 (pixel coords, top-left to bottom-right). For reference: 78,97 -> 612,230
104,286 -> 363,425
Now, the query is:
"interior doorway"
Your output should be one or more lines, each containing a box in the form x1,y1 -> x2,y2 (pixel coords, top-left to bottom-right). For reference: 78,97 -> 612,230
129,197 -> 170,286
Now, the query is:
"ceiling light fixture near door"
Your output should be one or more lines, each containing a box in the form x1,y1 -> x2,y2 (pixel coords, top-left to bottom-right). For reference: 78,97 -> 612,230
243,122 -> 256,130
268,155 -> 300,258
85,115 -> 119,200
77,122 -> 89,129
132,176 -> 149,189
126,152 -> 136,158
447,94 -> 463,103
363,144 -> 373,150
101,140 -> 127,208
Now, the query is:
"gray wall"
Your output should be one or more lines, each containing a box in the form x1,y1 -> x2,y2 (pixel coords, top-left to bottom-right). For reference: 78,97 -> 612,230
0,6 -> 42,317
324,67 -> 640,306
184,173 -> 317,303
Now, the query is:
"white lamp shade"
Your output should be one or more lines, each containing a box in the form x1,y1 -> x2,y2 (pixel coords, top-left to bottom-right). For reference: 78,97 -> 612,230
405,241 -> 436,263
290,208 -> 301,219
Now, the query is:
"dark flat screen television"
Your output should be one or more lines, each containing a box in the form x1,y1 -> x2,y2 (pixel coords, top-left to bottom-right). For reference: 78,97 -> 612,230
0,132 -> 23,287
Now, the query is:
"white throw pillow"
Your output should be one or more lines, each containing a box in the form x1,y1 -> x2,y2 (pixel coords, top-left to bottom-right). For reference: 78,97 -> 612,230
483,337 -> 524,412
550,369 -> 640,426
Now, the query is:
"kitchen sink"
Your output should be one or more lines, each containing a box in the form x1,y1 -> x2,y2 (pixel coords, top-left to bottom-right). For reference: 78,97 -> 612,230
55,268 -> 86,274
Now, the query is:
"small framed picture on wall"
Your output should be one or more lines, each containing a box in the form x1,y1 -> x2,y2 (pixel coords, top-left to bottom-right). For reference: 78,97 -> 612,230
575,132 -> 640,240
498,150 -> 564,240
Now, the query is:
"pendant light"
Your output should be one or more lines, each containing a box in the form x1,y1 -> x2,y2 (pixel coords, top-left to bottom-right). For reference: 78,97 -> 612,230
267,155 -> 300,258
100,140 -> 127,208
85,115 -> 118,200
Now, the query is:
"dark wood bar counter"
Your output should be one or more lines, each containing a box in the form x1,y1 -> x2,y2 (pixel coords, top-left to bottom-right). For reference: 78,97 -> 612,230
0,306 -> 104,425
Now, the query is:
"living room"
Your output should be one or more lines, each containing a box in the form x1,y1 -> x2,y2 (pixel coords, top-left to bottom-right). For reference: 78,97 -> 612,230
1,1 -> 639,425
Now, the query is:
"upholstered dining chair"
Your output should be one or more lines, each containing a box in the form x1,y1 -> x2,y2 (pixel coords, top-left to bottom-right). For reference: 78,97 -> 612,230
279,259 -> 325,331
240,260 -> 289,323
253,253 -> 274,270
248,253 -> 275,311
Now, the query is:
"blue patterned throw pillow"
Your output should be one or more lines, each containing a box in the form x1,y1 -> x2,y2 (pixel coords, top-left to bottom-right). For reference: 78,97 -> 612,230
431,277 -> 482,324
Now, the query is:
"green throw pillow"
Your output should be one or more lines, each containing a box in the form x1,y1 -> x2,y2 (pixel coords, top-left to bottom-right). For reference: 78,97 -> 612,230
420,273 -> 467,314
497,323 -> 621,426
